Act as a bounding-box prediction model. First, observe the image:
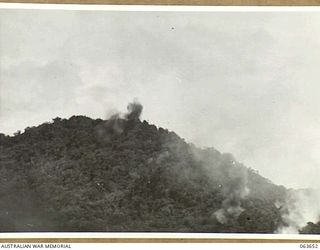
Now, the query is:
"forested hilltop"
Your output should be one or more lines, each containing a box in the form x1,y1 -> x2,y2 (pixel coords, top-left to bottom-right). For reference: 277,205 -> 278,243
0,103 -> 318,233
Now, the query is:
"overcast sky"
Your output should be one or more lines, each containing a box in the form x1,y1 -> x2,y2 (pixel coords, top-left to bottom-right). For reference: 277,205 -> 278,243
1,8 -> 320,189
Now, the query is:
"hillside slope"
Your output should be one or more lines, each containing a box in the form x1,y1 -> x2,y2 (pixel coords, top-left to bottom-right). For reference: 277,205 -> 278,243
0,106 -> 291,232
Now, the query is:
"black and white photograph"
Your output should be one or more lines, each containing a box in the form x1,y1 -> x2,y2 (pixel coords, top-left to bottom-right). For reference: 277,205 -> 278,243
0,5 -> 320,235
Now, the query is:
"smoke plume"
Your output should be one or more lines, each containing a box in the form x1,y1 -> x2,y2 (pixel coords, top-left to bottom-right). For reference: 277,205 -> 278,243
276,189 -> 320,233
95,100 -> 143,142
213,156 -> 250,224
125,101 -> 143,121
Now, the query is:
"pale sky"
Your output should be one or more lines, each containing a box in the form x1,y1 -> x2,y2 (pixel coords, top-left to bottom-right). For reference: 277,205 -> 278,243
1,8 -> 320,189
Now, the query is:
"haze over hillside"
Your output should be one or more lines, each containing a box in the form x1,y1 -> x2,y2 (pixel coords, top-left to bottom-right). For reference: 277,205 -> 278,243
2,10 -> 320,192
0,102 -> 319,233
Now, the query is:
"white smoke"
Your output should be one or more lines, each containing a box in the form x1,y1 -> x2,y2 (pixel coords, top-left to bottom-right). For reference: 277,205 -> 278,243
213,160 -> 250,224
277,189 -> 320,233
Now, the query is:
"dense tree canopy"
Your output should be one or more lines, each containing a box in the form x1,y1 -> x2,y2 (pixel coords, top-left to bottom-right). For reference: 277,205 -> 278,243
300,222 -> 320,234
0,115 -> 315,232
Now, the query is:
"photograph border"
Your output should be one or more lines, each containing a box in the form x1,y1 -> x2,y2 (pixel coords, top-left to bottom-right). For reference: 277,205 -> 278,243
0,1 -> 320,243
0,238 -> 320,243
1,0 -> 320,6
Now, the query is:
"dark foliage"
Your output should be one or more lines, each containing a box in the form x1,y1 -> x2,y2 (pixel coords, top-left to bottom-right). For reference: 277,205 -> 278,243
300,222 -> 320,234
0,115 -> 290,232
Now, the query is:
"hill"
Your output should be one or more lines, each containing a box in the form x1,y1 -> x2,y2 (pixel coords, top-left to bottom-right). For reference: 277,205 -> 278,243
0,103 -> 313,233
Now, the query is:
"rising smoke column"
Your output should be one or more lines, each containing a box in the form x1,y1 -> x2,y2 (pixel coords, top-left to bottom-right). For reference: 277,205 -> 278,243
125,101 -> 143,121
95,100 -> 143,142
276,189 -> 320,233
213,155 -> 250,224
